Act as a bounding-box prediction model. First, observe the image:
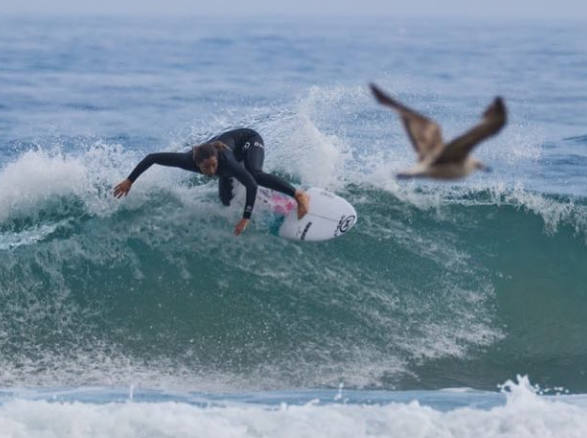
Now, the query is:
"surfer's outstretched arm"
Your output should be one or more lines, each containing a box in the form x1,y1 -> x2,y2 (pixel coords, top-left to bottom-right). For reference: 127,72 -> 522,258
127,151 -> 197,182
113,151 -> 197,198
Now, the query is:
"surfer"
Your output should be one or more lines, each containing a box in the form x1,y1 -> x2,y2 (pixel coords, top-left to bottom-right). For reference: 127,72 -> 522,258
113,128 -> 309,236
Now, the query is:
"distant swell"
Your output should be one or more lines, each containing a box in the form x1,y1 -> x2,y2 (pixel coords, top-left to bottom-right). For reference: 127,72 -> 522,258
564,134 -> 587,144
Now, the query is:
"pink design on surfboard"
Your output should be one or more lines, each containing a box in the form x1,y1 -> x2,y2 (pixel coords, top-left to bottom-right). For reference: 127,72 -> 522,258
270,192 -> 297,215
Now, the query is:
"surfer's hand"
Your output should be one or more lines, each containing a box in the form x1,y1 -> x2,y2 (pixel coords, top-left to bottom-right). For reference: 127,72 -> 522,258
234,218 -> 249,236
114,179 -> 132,198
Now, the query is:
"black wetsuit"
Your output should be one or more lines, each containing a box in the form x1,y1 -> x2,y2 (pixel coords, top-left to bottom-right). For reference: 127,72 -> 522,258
127,128 -> 296,219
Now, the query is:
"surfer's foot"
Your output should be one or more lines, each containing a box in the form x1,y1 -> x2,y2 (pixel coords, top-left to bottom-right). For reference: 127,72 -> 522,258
294,190 -> 309,219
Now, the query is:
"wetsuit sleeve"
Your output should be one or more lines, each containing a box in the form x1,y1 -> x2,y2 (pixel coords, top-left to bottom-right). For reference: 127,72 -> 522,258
218,177 -> 234,206
127,151 -> 197,182
224,156 -> 258,219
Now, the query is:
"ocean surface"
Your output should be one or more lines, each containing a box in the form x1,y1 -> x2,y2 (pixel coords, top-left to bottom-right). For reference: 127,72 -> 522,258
0,14 -> 586,437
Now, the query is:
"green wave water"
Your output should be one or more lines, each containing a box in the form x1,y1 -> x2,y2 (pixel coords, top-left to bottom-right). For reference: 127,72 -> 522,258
1,174 -> 585,391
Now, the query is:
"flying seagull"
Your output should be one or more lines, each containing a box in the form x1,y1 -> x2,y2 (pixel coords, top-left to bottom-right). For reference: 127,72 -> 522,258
369,83 -> 507,179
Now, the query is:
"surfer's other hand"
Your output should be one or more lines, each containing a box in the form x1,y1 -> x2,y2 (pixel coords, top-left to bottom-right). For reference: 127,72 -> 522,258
234,218 -> 249,236
114,179 -> 132,198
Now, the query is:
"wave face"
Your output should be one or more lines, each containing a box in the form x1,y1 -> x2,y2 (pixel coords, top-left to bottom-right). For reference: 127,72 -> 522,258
0,145 -> 585,391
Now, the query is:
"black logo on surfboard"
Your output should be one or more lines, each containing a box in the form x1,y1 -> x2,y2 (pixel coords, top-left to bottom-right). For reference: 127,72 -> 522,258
335,215 -> 356,237
300,222 -> 312,240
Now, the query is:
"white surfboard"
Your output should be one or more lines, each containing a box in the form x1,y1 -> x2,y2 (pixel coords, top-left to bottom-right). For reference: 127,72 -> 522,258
257,187 -> 357,241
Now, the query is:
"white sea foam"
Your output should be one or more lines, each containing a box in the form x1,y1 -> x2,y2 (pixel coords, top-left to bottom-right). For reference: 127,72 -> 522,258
1,377 -> 586,438
0,142 -> 214,224
0,150 -> 88,222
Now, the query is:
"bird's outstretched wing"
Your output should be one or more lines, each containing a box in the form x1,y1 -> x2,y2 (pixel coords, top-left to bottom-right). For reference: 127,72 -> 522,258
370,83 -> 443,162
434,97 -> 507,165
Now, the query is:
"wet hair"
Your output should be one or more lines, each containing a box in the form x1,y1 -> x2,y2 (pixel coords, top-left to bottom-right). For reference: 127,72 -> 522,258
193,141 -> 227,165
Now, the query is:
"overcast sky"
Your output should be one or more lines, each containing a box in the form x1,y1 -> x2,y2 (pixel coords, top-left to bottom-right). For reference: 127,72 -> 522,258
2,0 -> 587,20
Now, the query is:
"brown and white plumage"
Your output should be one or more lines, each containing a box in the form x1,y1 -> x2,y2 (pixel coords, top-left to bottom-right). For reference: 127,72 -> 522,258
370,83 -> 507,179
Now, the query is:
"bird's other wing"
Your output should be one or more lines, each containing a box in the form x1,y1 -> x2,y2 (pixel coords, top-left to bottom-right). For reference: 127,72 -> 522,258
434,97 -> 507,165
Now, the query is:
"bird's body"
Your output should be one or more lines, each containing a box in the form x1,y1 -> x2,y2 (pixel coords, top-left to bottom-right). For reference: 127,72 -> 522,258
397,158 -> 484,179
369,83 -> 507,180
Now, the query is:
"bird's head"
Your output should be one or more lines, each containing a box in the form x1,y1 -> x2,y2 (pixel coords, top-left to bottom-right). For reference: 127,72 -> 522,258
474,160 -> 492,173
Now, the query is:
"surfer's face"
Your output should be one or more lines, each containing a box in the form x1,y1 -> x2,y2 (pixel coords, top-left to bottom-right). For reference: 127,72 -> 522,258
199,157 -> 218,176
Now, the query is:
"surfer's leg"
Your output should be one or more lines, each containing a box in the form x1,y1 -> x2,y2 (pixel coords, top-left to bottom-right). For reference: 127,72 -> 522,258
243,138 -> 296,197
244,137 -> 309,218
218,176 -> 234,206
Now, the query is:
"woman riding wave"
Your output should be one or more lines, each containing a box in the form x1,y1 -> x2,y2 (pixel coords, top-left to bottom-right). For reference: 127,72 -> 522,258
113,128 -> 309,235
